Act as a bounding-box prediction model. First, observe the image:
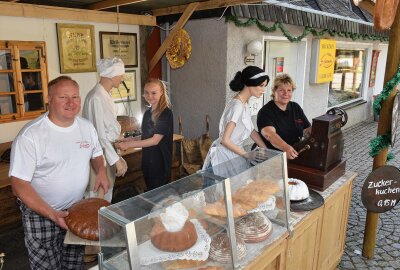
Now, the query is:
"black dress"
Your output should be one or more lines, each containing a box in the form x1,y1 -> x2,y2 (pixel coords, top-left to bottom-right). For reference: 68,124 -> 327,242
141,107 -> 173,190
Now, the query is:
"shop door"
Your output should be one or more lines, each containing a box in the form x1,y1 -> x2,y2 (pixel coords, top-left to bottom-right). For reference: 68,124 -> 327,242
263,39 -> 306,106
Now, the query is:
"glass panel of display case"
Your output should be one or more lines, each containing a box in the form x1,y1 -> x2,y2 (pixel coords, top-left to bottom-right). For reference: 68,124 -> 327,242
98,148 -> 289,270
0,50 -> 12,70
99,172 -> 226,269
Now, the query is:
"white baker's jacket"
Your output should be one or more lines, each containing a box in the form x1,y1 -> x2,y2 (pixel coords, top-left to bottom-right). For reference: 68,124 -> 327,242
83,83 -> 121,166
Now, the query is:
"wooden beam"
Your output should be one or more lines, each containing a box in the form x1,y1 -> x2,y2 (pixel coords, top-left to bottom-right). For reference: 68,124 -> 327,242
87,0 -> 146,11
0,1 -> 156,26
149,2 -> 199,72
152,0 -> 261,17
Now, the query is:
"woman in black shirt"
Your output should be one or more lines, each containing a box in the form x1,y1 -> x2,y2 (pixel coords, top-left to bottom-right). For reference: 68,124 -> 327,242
116,79 -> 173,190
257,73 -> 311,160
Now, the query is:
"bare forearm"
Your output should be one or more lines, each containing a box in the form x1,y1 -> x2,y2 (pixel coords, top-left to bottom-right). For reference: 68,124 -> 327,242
91,155 -> 107,175
119,135 -> 163,150
250,130 -> 267,148
220,139 -> 246,156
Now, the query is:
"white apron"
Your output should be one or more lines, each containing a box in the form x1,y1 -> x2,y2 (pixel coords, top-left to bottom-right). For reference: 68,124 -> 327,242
203,99 -> 253,178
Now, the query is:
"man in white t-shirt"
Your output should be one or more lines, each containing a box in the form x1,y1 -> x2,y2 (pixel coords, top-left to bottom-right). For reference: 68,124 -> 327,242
9,76 -> 109,270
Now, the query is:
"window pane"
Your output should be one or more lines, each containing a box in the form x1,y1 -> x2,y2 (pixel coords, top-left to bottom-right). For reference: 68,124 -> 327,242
0,73 -> 14,92
0,50 -> 12,70
20,50 -> 40,69
0,95 -> 17,114
25,93 -> 44,112
22,72 -> 42,90
328,49 -> 366,107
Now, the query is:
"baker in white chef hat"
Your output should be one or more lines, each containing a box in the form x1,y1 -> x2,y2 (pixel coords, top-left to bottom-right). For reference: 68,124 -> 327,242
82,57 -> 128,202
97,57 -> 125,80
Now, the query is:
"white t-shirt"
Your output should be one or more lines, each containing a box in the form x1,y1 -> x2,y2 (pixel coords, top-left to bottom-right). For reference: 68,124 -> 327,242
82,83 -> 121,166
9,113 -> 103,210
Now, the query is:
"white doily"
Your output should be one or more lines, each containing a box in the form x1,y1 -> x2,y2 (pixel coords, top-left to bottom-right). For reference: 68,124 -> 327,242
248,195 -> 276,214
138,219 -> 211,266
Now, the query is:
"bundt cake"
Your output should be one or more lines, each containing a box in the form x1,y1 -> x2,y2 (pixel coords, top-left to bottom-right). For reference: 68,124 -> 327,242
288,178 -> 309,201
150,220 -> 198,252
150,202 -> 198,252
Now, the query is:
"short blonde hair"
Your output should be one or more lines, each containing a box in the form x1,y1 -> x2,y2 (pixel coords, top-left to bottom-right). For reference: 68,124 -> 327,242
270,73 -> 296,100
48,76 -> 79,96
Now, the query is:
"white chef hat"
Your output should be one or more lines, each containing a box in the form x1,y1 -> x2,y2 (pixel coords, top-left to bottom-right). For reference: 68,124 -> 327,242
97,57 -> 125,78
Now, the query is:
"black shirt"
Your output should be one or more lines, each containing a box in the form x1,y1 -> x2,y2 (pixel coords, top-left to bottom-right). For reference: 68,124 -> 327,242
257,101 -> 311,151
141,107 -> 174,174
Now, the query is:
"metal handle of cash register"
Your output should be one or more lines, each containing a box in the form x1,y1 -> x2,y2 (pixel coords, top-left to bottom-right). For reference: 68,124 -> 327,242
298,144 -> 310,154
326,107 -> 348,127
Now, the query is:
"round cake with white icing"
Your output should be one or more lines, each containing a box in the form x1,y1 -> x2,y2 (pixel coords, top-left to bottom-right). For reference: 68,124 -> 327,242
288,178 -> 309,201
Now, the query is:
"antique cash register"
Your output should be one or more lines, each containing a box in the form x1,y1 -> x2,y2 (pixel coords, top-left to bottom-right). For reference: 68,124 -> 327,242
288,107 -> 347,191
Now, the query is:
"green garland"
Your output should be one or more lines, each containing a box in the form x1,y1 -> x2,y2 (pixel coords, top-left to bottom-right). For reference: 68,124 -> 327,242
369,65 -> 400,160
369,135 -> 391,157
373,65 -> 400,115
225,15 -> 388,42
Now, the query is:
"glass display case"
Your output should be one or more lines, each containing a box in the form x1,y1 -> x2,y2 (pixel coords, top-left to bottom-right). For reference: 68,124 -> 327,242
98,148 -> 291,270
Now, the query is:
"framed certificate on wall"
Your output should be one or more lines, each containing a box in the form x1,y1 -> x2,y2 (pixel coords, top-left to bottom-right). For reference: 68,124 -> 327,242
100,32 -> 138,68
56,23 -> 96,73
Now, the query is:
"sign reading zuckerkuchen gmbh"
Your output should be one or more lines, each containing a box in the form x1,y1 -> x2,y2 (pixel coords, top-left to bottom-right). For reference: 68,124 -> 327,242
361,165 -> 400,213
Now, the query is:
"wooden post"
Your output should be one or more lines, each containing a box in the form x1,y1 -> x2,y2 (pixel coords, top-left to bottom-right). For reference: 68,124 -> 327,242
362,4 -> 400,259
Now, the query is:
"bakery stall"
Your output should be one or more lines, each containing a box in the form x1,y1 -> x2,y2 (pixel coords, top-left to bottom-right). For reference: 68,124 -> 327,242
90,148 -> 354,270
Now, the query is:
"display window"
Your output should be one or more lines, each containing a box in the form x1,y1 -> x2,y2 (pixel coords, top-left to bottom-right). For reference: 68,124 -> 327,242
328,47 -> 368,108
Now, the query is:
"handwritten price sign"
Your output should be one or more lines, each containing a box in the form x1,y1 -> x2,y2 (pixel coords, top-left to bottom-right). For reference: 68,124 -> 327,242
361,166 -> 400,213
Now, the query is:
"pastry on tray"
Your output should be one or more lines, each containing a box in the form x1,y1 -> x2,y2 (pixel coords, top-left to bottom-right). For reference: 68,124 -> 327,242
150,202 -> 198,252
209,231 -> 247,264
65,198 -> 110,241
235,212 -> 273,243
202,201 -> 247,218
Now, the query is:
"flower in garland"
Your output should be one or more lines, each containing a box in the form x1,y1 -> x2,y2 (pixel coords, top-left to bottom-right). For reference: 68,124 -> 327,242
166,28 -> 192,69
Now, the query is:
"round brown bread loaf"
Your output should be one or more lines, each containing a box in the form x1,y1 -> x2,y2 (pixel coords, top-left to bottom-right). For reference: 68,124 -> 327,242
65,198 -> 110,241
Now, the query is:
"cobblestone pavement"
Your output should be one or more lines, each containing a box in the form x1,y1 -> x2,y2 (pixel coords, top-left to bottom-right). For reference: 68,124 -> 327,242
339,119 -> 400,270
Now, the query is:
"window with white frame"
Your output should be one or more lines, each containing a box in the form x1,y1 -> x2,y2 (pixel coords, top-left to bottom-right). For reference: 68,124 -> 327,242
328,47 -> 368,108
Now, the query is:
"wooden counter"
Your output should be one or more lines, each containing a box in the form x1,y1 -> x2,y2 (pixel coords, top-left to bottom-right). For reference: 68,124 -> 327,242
245,171 -> 355,270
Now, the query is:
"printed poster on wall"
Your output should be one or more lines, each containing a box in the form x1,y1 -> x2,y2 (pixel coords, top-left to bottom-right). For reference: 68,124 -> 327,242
369,50 -> 380,87
316,39 -> 336,83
